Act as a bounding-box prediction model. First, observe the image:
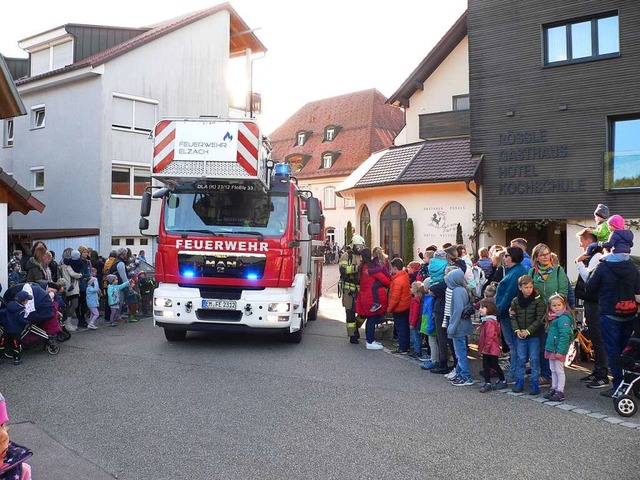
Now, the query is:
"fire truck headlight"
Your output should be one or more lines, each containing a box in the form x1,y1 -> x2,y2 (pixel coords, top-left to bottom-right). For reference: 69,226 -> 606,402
268,303 -> 290,313
154,297 -> 173,307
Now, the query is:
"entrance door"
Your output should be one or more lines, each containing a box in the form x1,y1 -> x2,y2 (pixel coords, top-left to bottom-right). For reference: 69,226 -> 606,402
380,201 -> 407,259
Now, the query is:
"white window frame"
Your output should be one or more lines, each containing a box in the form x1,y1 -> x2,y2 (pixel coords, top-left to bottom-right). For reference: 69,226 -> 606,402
344,197 -> 355,209
31,104 -> 45,129
111,163 -> 151,199
323,186 -> 336,209
297,132 -> 306,146
30,166 -> 45,191
3,119 -> 13,147
111,93 -> 158,134
325,127 -> 335,141
453,94 -> 470,111
322,153 -> 333,169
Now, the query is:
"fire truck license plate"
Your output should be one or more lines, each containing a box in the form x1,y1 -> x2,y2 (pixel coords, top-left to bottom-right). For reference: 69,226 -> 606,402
201,300 -> 237,310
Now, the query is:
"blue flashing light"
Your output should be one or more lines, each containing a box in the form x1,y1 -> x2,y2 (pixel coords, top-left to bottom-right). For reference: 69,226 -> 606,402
274,163 -> 291,176
182,270 -> 195,278
246,273 -> 259,280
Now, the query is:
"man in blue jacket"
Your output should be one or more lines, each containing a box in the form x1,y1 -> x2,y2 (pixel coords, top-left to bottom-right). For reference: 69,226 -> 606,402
495,247 -> 528,383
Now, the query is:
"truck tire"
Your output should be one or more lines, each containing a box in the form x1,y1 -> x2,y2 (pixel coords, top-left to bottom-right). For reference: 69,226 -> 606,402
284,328 -> 302,344
308,297 -> 319,321
164,328 -> 187,342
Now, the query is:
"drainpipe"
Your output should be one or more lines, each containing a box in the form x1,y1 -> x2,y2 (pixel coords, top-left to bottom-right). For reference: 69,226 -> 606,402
465,178 -> 480,257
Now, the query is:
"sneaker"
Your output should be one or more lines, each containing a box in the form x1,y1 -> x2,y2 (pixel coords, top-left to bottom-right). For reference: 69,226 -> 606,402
370,304 -> 381,313
366,341 -> 383,350
580,373 -> 597,383
109,322 -> 117,327
479,382 -> 493,393
600,387 -> 617,398
87,323 -> 98,330
538,376 -> 551,387
421,360 -> 437,370
448,375 -> 463,383
129,317 -> 139,323
393,349 -> 409,355
505,376 -> 516,385
586,378 -> 610,389
445,369 -> 458,380
13,358 -> 22,365
418,355 -> 431,362
494,380 -> 508,390
453,377 -> 475,387
544,389 -> 556,400
549,390 -> 565,402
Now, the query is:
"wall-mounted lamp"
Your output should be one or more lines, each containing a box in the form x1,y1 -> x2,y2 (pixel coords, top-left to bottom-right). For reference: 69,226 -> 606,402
558,104 -> 568,111
554,226 -> 561,235
506,110 -> 515,117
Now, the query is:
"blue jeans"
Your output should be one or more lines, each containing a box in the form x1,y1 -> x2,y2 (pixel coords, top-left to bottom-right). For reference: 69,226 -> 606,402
499,317 -> 517,379
393,310 -> 410,351
604,253 -> 630,262
410,328 -> 422,355
601,315 -> 635,387
452,336 -> 470,379
516,336 -> 540,383
539,329 -> 552,379
365,315 -> 383,343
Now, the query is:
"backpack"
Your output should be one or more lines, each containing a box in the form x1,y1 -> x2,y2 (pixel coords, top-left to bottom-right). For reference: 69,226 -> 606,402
602,262 -> 639,317
471,266 -> 486,298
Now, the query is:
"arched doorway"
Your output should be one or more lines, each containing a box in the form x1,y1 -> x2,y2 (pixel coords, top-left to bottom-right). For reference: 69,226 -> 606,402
359,204 -> 370,238
380,201 -> 407,259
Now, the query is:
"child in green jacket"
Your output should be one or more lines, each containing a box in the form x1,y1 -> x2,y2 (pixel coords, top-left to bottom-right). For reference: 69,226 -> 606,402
543,294 -> 574,402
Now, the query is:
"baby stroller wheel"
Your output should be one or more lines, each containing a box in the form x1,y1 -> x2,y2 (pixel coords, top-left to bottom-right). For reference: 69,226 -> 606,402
614,394 -> 637,417
57,331 -> 72,342
46,342 -> 60,355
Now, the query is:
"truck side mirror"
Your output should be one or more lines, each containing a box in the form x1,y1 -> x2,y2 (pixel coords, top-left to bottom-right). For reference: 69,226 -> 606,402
308,223 -> 321,235
306,197 -> 321,224
139,217 -> 150,231
140,191 -> 152,217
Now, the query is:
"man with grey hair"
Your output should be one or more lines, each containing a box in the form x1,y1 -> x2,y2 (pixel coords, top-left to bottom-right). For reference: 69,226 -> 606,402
510,238 -> 532,270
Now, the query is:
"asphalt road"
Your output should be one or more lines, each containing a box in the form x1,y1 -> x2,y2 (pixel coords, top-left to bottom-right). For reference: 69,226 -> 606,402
2,265 -> 639,479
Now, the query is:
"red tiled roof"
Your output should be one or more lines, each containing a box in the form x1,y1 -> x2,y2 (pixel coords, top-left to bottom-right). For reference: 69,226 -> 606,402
269,89 -> 404,180
16,3 -> 265,86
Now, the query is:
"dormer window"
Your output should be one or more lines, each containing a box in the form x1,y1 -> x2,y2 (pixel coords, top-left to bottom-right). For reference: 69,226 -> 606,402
286,154 -> 311,172
296,131 -> 307,146
322,152 -> 334,169
323,125 -> 340,142
30,40 -> 74,76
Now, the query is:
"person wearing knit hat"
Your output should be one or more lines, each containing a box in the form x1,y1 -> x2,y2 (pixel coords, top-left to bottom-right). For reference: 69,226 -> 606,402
601,214 -> 634,261
0,393 -> 8,425
0,392 -> 33,479
429,250 -> 449,285
593,204 -> 611,243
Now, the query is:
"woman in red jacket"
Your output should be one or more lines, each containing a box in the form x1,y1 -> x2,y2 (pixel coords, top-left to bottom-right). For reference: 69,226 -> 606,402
356,248 -> 391,350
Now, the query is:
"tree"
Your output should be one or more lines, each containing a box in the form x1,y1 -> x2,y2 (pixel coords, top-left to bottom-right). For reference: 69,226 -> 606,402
345,221 -> 353,247
404,218 -> 414,262
365,222 -> 372,248
456,223 -> 463,245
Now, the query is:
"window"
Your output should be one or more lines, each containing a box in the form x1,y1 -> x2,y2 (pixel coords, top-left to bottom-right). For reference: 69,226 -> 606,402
380,201 -> 407,259
453,95 -> 470,111
111,165 -> 151,197
3,119 -> 13,147
112,94 -> 157,134
359,204 -> 370,236
544,13 -> 619,66
31,167 -> 44,190
322,152 -> 333,169
607,115 -> 640,189
344,197 -> 355,208
140,238 -> 149,246
325,126 -> 335,141
323,187 -> 336,209
126,239 -> 135,246
111,238 -> 121,246
30,40 -> 73,76
296,131 -> 306,146
31,105 -> 45,129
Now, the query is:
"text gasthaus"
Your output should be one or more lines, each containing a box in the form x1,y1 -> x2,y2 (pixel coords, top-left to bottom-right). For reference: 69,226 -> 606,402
175,239 -> 269,252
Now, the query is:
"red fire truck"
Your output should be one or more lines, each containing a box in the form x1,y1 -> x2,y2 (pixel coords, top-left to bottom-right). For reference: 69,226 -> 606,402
139,118 -> 323,343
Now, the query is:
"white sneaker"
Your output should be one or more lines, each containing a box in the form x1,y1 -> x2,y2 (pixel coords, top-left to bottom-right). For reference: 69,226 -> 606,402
87,323 -> 98,330
445,369 -> 457,380
366,341 -> 383,350
64,319 -> 77,332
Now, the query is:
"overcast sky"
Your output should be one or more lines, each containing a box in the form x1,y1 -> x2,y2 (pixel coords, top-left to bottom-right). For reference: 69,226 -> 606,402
0,0 -> 467,133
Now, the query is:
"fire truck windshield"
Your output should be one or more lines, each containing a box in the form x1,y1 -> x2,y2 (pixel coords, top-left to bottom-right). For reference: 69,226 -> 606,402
163,190 -> 289,237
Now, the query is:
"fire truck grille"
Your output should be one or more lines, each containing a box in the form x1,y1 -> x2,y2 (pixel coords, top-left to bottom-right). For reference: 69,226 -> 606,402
159,160 -> 253,178
195,310 -> 243,322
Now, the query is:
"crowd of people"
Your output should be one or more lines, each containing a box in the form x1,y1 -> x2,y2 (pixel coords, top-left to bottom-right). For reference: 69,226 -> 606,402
339,203 -> 640,401
1,244 -> 156,365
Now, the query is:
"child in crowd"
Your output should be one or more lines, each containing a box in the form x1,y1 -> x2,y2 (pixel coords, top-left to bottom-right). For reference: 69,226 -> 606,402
137,271 -> 156,316
601,214 -> 633,262
86,271 -> 101,330
477,247 -> 494,278
445,268 -> 475,386
126,275 -> 141,323
509,274 -> 545,395
409,281 -> 427,360
0,393 -> 32,479
0,291 -> 32,365
593,203 -> 611,243
478,299 -> 507,392
544,294 -> 574,402
369,246 -> 390,312
420,279 -> 438,369
407,261 -> 421,284
428,249 -> 448,285
106,274 -> 133,326
418,250 -> 434,281
8,262 -> 20,287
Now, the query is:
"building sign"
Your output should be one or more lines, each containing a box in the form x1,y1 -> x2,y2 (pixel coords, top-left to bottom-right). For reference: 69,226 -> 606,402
497,129 -> 585,195
423,205 -> 468,240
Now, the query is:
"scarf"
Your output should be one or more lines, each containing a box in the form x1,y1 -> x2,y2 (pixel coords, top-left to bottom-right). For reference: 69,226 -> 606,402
547,309 -> 570,322
534,263 -> 554,282
517,288 -> 539,308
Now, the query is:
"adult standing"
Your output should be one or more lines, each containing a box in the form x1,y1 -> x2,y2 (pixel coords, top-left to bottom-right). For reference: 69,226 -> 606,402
60,248 -> 82,332
25,244 -> 48,283
529,243 -> 568,386
387,258 -> 411,355
355,248 -> 391,350
77,246 -> 92,326
574,228 -> 609,388
495,246 -> 527,382
510,238 -> 533,271
339,235 -> 365,344
586,251 -> 640,397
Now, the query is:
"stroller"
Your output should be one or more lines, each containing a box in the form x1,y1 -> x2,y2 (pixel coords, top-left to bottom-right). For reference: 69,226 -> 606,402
612,336 -> 640,417
0,282 -> 61,356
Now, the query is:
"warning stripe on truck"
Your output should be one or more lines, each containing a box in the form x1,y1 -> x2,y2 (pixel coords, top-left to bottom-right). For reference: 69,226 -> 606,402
153,120 -> 259,177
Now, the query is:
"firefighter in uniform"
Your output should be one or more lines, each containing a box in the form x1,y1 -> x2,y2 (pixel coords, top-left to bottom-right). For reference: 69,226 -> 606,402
339,234 -> 366,344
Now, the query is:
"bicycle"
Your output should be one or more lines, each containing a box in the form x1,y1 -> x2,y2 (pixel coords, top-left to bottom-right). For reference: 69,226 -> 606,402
565,307 -> 594,367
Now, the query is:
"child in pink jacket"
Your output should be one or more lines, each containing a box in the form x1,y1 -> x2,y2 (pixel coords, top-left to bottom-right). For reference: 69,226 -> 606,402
478,299 -> 507,393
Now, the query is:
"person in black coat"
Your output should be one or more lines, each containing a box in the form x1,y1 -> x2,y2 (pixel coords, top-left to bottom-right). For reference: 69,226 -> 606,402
0,291 -> 32,365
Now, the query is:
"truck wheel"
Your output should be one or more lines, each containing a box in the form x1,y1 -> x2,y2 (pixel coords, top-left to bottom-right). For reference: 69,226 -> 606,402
308,298 -> 319,321
164,329 -> 187,342
284,328 -> 302,344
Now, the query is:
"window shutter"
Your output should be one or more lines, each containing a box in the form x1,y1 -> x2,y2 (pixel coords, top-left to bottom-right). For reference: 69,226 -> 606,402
31,49 -> 50,76
52,41 -> 73,70
135,101 -> 156,132
112,97 -> 133,129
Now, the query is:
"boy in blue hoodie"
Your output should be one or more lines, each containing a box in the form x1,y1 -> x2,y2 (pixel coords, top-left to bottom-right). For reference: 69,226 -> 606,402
0,291 -> 32,365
